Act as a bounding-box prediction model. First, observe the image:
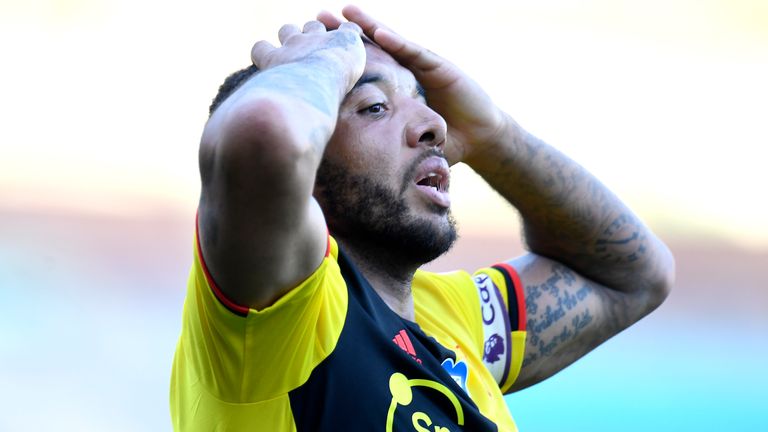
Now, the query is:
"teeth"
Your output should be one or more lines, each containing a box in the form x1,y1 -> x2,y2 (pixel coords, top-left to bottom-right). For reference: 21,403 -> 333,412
417,172 -> 447,192
424,173 -> 437,190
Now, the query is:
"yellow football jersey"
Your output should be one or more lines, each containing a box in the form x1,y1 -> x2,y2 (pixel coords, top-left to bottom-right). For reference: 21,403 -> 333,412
171,230 -> 527,431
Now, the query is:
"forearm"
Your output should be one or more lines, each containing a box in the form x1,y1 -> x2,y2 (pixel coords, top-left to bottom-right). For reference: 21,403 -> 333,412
465,113 -> 674,294
208,58 -> 349,169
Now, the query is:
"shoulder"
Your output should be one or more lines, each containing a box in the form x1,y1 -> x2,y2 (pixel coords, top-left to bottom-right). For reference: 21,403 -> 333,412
179,232 -> 349,402
414,269 -> 477,317
414,266 -> 527,392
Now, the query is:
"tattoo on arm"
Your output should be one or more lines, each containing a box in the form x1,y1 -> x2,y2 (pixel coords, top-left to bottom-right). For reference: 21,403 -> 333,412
250,31 -> 360,119
595,213 -> 647,264
521,262 -> 627,368
524,264 -> 593,364
318,29 -> 360,50
253,60 -> 341,117
476,129 -> 657,290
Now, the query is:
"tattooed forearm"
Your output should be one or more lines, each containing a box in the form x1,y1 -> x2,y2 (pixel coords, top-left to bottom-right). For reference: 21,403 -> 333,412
595,213 -> 648,264
523,263 -> 597,365
482,118 -> 675,390
475,124 -> 618,251
470,117 -> 666,293
247,31 -> 359,119
248,59 -> 343,118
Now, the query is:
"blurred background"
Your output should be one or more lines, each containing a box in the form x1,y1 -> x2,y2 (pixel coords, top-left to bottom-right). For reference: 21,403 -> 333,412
1,0 -> 766,430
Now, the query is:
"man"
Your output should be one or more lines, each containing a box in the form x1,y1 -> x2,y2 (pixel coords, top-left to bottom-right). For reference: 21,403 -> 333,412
171,6 -> 674,431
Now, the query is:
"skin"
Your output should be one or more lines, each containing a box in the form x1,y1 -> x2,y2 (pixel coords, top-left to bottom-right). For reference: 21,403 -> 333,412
316,45 -> 458,318
198,5 -> 675,393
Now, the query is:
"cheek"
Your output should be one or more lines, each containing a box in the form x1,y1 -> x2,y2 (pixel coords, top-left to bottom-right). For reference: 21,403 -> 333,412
327,118 -> 404,179
325,123 -> 359,166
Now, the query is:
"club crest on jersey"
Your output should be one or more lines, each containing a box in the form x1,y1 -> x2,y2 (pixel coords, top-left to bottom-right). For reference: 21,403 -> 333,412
441,358 -> 469,394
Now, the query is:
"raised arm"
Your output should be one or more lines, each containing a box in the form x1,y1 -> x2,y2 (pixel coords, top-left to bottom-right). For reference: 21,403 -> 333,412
330,6 -> 674,390
465,116 -> 675,390
198,21 -> 365,310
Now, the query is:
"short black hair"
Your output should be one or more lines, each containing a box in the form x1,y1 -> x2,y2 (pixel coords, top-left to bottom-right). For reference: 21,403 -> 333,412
208,64 -> 260,116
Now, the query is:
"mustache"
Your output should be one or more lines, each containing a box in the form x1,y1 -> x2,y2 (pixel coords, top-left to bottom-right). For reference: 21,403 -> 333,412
399,148 -> 448,196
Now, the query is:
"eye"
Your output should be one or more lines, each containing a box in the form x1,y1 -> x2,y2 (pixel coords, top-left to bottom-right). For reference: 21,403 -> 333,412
359,103 -> 387,115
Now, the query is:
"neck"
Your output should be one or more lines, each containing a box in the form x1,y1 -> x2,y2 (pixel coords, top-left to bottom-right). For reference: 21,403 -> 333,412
336,237 -> 419,321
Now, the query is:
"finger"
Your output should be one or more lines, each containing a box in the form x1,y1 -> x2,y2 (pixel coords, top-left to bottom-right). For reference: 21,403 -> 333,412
278,24 -> 300,45
373,28 -> 441,72
337,21 -> 363,36
317,10 -> 343,30
302,20 -> 325,33
341,5 -> 391,40
250,40 -> 275,68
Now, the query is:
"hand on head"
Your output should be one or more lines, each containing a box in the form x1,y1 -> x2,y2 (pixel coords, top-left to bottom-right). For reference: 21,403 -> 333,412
318,5 -> 507,165
250,17 -> 366,95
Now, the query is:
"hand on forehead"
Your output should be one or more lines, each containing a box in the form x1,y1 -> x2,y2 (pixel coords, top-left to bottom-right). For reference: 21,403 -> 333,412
357,45 -> 424,99
317,6 -> 447,88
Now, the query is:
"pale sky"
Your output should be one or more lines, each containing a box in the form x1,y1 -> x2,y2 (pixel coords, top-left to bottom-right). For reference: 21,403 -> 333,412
1,0 -> 767,248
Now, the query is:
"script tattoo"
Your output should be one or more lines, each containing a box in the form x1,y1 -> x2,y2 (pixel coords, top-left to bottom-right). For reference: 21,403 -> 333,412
517,259 -> 638,388
523,263 -> 596,364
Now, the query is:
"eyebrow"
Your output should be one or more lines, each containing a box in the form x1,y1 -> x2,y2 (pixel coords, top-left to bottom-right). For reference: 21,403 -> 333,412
351,73 -> 383,92
349,72 -> 426,99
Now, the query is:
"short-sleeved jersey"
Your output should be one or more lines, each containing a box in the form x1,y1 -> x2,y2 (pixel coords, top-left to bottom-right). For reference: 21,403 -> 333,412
171,230 -> 527,431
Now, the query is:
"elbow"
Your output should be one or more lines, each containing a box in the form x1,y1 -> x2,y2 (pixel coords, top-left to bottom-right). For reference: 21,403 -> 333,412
645,240 -> 676,313
201,96 -> 324,181
223,97 -> 317,161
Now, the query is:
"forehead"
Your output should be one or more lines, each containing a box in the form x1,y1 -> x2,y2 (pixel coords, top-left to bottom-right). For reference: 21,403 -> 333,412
364,43 -> 398,67
359,44 -> 420,94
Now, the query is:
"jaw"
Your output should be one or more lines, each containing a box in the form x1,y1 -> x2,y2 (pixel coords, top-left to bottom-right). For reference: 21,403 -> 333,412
403,183 -> 452,220
315,153 -> 457,266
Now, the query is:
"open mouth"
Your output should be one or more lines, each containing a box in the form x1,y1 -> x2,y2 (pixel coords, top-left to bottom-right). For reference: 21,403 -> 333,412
416,172 -> 448,192
412,156 -> 451,208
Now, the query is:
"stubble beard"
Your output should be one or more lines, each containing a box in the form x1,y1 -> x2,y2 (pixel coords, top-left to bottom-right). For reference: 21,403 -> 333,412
315,157 -> 458,271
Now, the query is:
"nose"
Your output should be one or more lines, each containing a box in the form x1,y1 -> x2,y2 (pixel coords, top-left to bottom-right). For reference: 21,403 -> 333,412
406,104 -> 447,150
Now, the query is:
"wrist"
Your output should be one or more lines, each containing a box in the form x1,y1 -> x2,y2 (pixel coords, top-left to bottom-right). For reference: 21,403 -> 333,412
298,54 -> 359,102
463,112 -> 522,170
